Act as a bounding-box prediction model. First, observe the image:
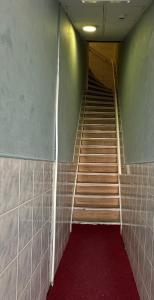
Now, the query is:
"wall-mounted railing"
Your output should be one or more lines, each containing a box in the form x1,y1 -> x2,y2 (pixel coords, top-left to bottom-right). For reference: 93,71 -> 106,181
112,60 -> 122,234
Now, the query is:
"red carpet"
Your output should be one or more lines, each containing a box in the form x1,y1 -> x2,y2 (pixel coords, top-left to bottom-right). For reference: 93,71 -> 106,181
47,225 -> 139,300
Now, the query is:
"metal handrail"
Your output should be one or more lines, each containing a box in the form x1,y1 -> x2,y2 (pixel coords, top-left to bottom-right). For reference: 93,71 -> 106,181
111,60 -> 122,234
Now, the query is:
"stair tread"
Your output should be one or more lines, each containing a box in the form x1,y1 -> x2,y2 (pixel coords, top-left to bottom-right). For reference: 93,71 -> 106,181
79,162 -> 118,165
75,194 -> 120,198
79,153 -> 117,156
74,200 -> 120,208
83,117 -> 115,119
81,138 -> 116,140
77,174 -> 118,183
76,183 -> 119,186
84,130 -> 116,133
73,209 -> 120,222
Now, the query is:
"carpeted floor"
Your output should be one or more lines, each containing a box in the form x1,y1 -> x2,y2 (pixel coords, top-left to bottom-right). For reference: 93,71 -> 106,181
47,225 -> 139,300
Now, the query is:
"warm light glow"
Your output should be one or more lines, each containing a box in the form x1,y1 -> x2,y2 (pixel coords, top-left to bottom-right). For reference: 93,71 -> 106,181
82,26 -> 96,33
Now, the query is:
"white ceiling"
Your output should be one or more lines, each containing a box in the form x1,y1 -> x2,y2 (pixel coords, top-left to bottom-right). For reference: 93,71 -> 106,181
59,0 -> 152,41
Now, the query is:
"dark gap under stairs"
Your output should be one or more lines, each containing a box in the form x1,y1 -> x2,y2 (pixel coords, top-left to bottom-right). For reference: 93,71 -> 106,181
47,225 -> 139,300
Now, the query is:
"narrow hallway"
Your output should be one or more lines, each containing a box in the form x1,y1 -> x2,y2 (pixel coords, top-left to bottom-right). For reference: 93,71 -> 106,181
1,0 -> 154,299
47,225 -> 139,300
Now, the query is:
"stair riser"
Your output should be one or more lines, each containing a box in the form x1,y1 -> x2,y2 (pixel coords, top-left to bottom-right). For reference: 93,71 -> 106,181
76,186 -> 119,195
85,108 -> 114,113
77,175 -> 118,183
80,147 -> 117,154
74,197 -> 119,208
84,113 -> 115,118
79,156 -> 117,163
87,86 -> 113,97
87,92 -> 113,97
82,133 -> 116,138
84,119 -> 115,125
78,165 -> 118,173
88,82 -> 112,90
88,85 -> 108,92
83,125 -> 116,131
85,103 -> 114,108
86,91 -> 113,99
81,140 -> 117,146
86,99 -> 114,103
73,209 -> 120,223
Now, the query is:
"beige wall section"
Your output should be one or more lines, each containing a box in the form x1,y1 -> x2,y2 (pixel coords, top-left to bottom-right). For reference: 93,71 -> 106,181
89,42 -> 120,89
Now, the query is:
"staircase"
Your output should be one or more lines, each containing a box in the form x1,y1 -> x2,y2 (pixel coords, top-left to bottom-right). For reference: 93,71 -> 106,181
73,72 -> 120,224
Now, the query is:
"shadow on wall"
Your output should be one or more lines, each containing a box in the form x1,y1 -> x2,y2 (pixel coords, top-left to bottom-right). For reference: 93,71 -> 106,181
89,42 -> 121,90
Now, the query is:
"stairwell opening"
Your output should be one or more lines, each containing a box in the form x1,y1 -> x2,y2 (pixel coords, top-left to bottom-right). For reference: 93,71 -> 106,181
73,42 -> 122,226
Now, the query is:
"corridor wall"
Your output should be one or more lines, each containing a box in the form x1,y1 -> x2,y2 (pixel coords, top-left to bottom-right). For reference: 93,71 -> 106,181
54,7 -> 87,276
118,3 -> 154,300
0,0 -> 87,299
119,4 -> 154,164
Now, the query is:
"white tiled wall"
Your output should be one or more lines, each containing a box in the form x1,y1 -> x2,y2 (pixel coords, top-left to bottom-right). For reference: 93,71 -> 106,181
0,106 -> 83,298
118,96 -> 154,300
120,163 -> 154,300
53,104 -> 84,276
54,162 -> 76,274
0,158 -> 53,300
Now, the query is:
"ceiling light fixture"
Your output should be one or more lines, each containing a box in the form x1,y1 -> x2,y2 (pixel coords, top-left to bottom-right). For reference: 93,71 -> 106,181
82,0 -> 130,3
82,25 -> 97,32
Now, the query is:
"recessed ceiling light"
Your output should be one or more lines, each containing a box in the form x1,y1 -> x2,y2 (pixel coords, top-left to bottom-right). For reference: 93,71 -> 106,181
82,26 -> 97,32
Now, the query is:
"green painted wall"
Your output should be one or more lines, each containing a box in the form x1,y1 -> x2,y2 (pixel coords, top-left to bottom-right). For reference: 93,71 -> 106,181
0,0 -> 87,161
0,0 -> 59,160
119,4 -> 154,163
58,9 -> 87,162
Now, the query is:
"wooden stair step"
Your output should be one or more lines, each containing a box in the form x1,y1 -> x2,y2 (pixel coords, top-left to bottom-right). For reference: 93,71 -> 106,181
88,86 -> 112,93
85,103 -> 114,109
85,103 -> 114,108
87,86 -> 112,92
85,99 -> 114,104
85,99 -> 114,103
86,91 -> 113,99
78,163 -> 118,173
85,107 -> 114,112
82,132 -> 116,139
74,196 -> 119,208
83,125 -> 116,131
88,83 -> 113,92
79,155 -> 117,163
82,129 -> 116,133
84,118 -> 115,125
86,90 -> 114,99
87,88 -> 113,96
76,183 -> 119,195
85,101 -> 114,105
84,112 -> 115,118
81,139 -> 117,146
77,173 -> 118,183
88,78 -> 112,86
88,83 -> 105,89
73,208 -> 120,223
80,146 -> 117,154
